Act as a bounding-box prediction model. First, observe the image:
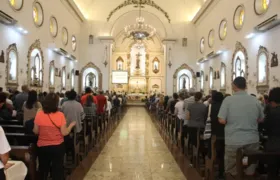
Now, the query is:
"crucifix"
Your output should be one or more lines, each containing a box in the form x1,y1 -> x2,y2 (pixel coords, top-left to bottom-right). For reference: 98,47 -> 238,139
136,52 -> 142,69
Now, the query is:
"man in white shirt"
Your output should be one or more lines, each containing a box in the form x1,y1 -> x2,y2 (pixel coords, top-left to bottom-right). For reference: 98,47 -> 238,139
175,92 -> 186,146
0,126 -> 11,180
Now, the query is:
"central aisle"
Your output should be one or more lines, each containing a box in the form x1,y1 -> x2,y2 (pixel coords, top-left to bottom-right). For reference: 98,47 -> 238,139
84,107 -> 186,180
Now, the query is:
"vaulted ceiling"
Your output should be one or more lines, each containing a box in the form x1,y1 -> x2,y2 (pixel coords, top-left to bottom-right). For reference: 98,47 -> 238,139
73,0 -> 205,23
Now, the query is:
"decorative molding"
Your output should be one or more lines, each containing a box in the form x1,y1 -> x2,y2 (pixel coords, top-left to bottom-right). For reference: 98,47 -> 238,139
79,62 -> 102,93
152,84 -> 159,89
256,46 -> 269,94
62,0 -> 85,22
152,57 -> 159,74
6,43 -> 19,90
49,60 -> 55,92
220,62 -> 226,91
106,0 -> 171,23
231,41 -> 249,80
27,39 -> 44,91
173,63 -> 196,93
192,0 -> 215,24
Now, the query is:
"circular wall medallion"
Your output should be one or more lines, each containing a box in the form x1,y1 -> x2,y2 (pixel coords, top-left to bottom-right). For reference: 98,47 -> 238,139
72,35 -> 77,51
233,5 -> 245,30
32,1 -> 44,27
62,27 -> 68,45
49,16 -> 58,37
254,0 -> 270,15
9,0 -> 24,11
208,29 -> 215,48
219,19 -> 227,40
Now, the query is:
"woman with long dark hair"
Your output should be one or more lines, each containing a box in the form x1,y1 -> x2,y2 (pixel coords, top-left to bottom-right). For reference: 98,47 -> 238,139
23,90 -> 42,124
33,93 -> 76,180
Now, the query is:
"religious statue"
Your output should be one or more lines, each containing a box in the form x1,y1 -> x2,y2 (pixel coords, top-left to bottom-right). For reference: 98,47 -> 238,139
183,77 -> 186,89
271,52 -> 278,67
89,80 -> 93,87
136,52 -> 141,69
0,50 -> 4,63
154,64 -> 158,70
118,63 -> 122,70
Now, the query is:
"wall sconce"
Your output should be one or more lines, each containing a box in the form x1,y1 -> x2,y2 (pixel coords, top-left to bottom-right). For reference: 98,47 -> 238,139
103,46 -> 108,67
168,61 -> 172,68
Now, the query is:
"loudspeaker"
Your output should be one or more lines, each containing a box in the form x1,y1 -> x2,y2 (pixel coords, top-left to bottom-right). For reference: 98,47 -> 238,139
75,70 -> 79,76
196,72 -> 201,78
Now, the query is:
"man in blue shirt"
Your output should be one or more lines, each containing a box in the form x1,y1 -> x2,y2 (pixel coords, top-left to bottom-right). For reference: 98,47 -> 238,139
218,77 -> 264,177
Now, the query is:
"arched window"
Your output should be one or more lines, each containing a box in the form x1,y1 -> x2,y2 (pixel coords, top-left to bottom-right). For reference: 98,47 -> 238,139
62,66 -> 66,89
256,46 -> 269,93
200,71 -> 204,91
232,42 -> 248,80
209,67 -> 213,89
71,69 -> 75,89
220,63 -> 226,89
116,57 -> 124,70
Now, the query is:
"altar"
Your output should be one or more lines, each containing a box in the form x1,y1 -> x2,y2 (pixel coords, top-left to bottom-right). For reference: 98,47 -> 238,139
127,93 -> 147,102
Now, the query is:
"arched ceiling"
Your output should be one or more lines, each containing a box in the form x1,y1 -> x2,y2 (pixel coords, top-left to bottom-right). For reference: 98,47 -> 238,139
73,0 -> 205,23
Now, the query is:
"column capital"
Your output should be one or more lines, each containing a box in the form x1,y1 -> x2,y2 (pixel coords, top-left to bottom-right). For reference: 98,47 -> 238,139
162,38 -> 177,45
98,36 -> 114,44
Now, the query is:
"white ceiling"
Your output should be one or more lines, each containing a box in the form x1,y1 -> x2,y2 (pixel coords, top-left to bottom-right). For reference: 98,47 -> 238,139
73,0 -> 205,22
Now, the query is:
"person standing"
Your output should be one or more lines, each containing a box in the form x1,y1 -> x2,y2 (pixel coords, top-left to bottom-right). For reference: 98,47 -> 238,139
81,87 -> 97,106
263,87 -> 280,179
174,92 -> 186,147
22,90 -> 42,124
14,85 -> 29,111
209,91 -> 225,179
0,126 -> 11,180
61,90 -> 85,133
96,91 -> 107,115
33,93 -> 76,180
186,92 -> 207,147
218,77 -> 264,177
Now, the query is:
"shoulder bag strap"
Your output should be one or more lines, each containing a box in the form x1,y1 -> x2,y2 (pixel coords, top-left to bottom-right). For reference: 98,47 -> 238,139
48,114 -> 60,130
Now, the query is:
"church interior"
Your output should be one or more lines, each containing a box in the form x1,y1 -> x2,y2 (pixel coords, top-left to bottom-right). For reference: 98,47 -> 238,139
1,0 -> 280,179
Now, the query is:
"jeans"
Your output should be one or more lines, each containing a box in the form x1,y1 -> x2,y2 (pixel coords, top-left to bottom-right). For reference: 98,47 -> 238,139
0,168 -> 5,180
38,143 -> 65,180
225,142 -> 259,176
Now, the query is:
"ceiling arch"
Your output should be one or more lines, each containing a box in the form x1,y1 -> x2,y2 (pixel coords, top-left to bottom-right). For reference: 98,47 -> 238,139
73,0 -> 205,23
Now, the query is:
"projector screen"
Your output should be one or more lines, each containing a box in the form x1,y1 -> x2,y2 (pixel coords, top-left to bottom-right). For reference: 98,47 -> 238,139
112,71 -> 128,84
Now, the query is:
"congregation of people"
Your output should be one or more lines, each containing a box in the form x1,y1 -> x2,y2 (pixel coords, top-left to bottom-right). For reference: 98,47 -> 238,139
146,76 -> 280,180
0,86 -> 126,180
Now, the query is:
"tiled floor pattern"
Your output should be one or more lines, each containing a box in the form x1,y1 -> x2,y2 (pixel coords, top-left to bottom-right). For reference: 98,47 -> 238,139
83,107 -> 186,180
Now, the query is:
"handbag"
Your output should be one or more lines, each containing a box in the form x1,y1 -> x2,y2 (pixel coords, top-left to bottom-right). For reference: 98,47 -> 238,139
48,114 -> 60,129
203,104 -> 212,140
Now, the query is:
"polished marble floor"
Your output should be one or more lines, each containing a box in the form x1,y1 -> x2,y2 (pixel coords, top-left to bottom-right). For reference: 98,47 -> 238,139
83,107 -> 187,180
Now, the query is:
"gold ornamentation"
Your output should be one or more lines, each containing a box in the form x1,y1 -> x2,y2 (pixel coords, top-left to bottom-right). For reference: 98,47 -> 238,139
173,63 -> 196,93
256,46 -> 269,94
220,62 -> 226,91
231,41 -> 248,80
152,84 -> 159,88
6,43 -> 19,90
107,0 -> 171,23
79,62 -> 102,93
49,60 -> 55,92
27,39 -> 44,90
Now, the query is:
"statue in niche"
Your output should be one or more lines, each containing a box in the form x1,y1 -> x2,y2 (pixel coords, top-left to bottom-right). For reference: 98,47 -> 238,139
89,80 -> 93,87
214,71 -> 217,80
271,52 -> 278,67
154,64 -> 158,70
217,71 -> 220,79
136,52 -> 141,69
0,50 -> 4,63
182,77 -> 186,89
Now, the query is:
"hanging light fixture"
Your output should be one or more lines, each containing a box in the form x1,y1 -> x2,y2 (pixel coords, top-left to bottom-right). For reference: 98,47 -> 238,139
103,46 -> 108,67
123,1 -> 156,41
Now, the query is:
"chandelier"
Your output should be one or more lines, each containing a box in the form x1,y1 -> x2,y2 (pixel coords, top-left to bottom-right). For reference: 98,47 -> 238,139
124,3 -> 156,41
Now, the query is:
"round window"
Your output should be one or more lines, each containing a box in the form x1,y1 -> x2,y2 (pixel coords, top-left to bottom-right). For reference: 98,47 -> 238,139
33,1 -> 44,27
62,27 -> 68,45
200,37 -> 205,54
50,16 -> 58,37
219,19 -> 227,40
208,29 -> 215,48
233,5 -> 245,30
9,0 -> 24,11
254,0 -> 270,15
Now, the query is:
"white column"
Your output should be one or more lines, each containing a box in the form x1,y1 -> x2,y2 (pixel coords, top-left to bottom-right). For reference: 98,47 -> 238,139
99,36 -> 114,91
162,39 -> 176,95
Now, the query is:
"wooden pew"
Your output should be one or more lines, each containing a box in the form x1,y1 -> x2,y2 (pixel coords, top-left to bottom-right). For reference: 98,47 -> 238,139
205,135 -> 216,180
192,128 -> 205,174
235,148 -> 280,180
6,133 -> 37,146
2,125 -> 26,133
10,144 -> 37,180
0,119 -> 22,125
79,118 -> 89,157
